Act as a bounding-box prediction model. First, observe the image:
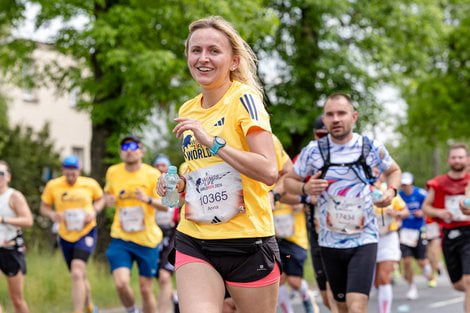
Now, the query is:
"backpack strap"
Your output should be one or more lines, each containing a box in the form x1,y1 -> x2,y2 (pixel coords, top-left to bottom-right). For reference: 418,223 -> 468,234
358,136 -> 376,184
317,136 -> 330,179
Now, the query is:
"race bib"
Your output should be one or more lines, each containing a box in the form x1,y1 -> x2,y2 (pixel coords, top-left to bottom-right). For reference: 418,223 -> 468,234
120,206 -> 145,232
426,222 -> 440,239
400,228 -> 420,247
445,195 -> 469,221
185,163 -> 245,224
274,213 -> 295,238
377,212 -> 394,236
326,195 -> 365,234
155,207 -> 175,228
64,209 -> 86,231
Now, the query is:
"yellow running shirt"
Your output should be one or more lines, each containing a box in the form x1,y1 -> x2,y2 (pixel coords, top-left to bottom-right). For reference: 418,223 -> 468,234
177,81 -> 274,239
375,195 -> 407,234
104,163 -> 162,247
273,202 -> 309,249
41,176 -> 103,242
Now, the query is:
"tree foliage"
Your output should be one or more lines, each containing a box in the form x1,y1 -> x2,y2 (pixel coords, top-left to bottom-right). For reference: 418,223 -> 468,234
262,0 -> 445,155
401,0 -> 470,144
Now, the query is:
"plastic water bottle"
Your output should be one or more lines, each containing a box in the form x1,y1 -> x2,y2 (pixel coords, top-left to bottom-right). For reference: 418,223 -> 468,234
464,198 -> 470,208
371,189 -> 383,203
162,166 -> 179,208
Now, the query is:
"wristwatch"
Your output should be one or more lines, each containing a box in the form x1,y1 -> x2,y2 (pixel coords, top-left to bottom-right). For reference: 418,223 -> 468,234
209,136 -> 226,155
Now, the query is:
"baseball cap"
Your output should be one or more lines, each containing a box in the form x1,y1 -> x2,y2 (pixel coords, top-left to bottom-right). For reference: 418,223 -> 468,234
313,116 -> 326,131
62,155 -> 80,169
153,155 -> 171,167
401,172 -> 414,185
120,135 -> 141,145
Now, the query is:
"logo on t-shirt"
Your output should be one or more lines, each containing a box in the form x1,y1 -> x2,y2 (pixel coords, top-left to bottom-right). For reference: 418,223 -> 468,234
182,133 -> 213,161
213,117 -> 225,126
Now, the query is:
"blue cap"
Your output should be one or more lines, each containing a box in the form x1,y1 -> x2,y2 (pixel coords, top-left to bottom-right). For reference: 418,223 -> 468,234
62,155 -> 80,169
153,155 -> 171,167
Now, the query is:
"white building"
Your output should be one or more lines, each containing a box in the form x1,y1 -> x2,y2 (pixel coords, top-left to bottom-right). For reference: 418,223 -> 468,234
1,43 -> 92,172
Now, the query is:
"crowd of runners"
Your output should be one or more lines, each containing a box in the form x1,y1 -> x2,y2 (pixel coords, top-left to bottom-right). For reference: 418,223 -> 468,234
1,15 -> 470,313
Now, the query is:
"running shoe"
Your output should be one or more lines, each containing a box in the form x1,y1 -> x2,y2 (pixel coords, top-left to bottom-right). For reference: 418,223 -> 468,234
406,285 -> 419,300
428,278 -> 437,288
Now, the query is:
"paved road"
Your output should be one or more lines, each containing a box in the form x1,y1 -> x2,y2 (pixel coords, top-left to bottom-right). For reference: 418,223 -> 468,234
288,273 -> 463,313
102,273 -> 463,313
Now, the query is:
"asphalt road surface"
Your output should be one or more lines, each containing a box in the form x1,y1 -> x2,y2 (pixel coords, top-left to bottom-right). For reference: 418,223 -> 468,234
286,273 -> 463,313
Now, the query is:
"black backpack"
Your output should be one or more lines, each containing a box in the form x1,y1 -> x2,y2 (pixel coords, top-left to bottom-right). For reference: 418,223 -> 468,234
317,135 -> 377,185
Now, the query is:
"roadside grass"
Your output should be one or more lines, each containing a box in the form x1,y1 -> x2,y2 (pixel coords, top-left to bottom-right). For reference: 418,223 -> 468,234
0,245 -> 324,313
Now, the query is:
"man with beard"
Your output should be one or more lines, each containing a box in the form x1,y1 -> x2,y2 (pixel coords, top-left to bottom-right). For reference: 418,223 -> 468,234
423,143 -> 470,313
285,93 -> 401,313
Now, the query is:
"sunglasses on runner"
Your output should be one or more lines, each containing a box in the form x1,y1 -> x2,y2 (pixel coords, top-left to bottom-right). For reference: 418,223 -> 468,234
121,141 -> 140,151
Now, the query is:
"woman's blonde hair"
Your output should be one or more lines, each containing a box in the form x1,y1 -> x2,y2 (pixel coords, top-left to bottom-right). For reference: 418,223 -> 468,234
185,16 -> 263,98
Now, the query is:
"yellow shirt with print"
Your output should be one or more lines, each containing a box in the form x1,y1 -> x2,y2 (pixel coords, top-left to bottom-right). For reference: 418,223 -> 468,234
104,163 -> 162,247
177,81 -> 274,239
273,202 -> 309,249
375,195 -> 407,234
41,176 -> 103,242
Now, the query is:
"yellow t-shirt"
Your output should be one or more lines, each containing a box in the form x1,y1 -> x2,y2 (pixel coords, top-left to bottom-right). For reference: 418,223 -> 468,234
375,195 -> 407,234
177,81 -> 274,239
273,202 -> 309,249
104,163 -> 162,247
41,176 -> 103,242
273,134 -> 290,173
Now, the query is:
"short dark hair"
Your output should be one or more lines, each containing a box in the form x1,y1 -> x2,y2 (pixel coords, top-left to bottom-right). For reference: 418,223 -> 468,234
324,92 -> 355,110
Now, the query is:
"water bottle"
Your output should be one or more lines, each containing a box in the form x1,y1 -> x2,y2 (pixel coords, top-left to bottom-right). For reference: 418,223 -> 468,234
371,189 -> 383,203
464,198 -> 470,208
162,166 -> 179,208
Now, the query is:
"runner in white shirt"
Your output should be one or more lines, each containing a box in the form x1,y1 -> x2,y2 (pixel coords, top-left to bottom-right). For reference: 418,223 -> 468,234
285,93 -> 401,313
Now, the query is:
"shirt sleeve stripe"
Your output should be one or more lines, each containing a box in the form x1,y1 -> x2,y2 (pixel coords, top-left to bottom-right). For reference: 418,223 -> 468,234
240,94 -> 258,120
247,94 -> 259,120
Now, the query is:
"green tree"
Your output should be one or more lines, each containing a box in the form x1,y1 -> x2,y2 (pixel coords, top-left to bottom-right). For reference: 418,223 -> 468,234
263,0 -> 445,155
402,0 -> 469,145
0,0 -> 278,182
0,121 -> 61,248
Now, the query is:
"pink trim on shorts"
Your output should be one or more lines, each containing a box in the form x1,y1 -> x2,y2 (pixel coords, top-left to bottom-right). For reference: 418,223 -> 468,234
175,250 -> 212,270
175,251 -> 281,288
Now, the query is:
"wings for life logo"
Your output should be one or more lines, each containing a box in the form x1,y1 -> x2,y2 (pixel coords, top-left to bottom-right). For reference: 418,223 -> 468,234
182,134 -> 213,161
194,171 -> 231,194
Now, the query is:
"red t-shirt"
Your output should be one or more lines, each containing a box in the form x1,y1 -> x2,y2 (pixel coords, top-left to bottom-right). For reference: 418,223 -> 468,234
426,173 -> 470,229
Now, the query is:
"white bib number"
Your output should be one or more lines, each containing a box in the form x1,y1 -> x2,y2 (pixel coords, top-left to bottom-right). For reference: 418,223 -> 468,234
326,195 -> 365,234
155,207 -> 175,227
274,213 -> 295,238
185,163 -> 245,224
377,212 -> 394,236
120,206 -> 145,232
426,222 -> 440,239
64,209 -> 86,231
400,228 -> 420,247
445,195 -> 469,221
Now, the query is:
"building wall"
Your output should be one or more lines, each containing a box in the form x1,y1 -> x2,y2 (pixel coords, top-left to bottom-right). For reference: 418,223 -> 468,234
2,45 -> 92,172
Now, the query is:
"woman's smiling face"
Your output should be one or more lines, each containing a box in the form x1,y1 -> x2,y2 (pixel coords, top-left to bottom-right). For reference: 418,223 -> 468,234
187,27 -> 238,91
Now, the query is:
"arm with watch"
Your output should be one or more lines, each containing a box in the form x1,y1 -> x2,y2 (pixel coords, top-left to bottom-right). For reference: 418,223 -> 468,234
172,117 -> 278,186
373,160 -> 401,208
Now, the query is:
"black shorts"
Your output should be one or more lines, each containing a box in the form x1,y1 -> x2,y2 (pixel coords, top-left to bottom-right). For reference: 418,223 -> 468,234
442,226 -> 470,283
0,248 -> 27,276
309,229 -> 327,291
156,226 -> 177,276
320,243 -> 377,302
400,230 -> 427,260
278,239 -> 307,277
175,231 -> 281,283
